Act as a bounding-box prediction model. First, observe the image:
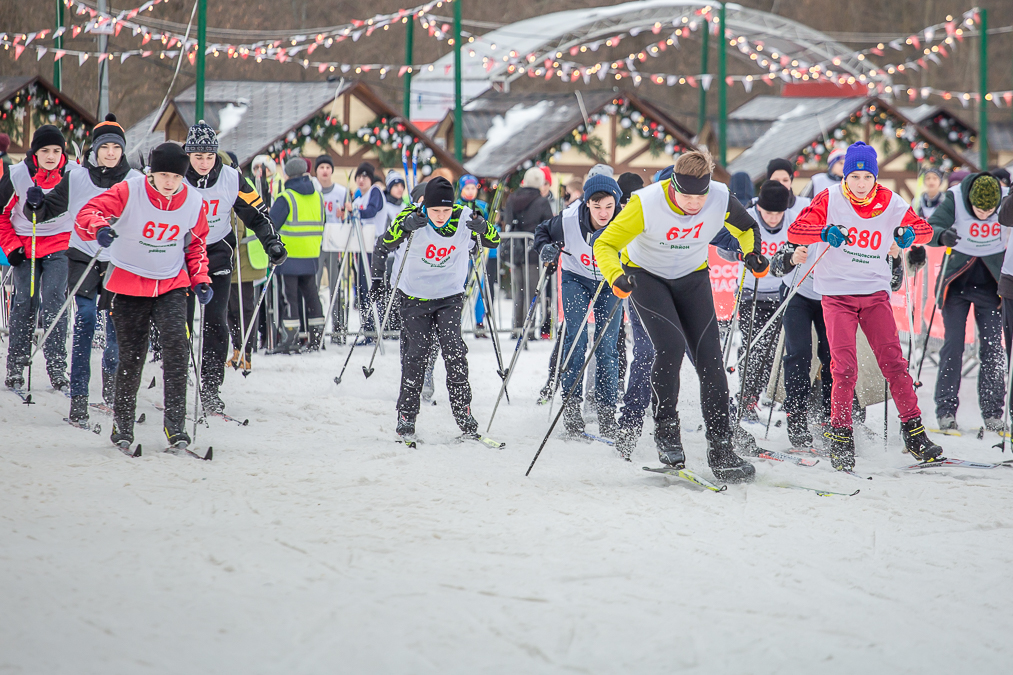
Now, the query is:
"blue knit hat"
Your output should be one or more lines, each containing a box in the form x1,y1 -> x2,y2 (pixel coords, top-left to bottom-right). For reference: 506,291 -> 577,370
583,174 -> 622,205
843,141 -> 878,179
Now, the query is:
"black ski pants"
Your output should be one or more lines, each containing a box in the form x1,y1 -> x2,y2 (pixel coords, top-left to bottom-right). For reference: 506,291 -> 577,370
187,271 -> 231,396
227,281 -> 256,356
112,288 -> 189,440
781,293 -> 833,419
281,273 -> 323,325
397,291 -> 472,419
627,266 -> 730,441
736,293 -> 781,410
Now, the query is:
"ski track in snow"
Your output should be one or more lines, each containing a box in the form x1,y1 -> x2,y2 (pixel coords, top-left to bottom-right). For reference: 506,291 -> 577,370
2,336 -> 1012,673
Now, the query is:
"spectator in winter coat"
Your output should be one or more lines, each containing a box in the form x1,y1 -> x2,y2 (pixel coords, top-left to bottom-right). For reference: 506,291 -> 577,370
76,142 -> 211,450
502,167 -> 554,335
915,168 -> 946,219
802,145 -> 846,198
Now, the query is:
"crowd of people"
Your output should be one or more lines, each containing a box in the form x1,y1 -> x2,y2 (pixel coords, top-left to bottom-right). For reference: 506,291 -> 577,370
2,113 -> 1012,480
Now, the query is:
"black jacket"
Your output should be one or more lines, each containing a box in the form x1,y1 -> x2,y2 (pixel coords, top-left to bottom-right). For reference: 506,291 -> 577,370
187,155 -> 281,252
502,187 -> 553,263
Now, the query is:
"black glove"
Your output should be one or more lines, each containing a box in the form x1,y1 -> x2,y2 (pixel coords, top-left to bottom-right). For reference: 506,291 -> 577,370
612,274 -> 636,299
466,212 -> 487,234
96,227 -> 118,248
742,251 -> 770,277
368,277 -> 388,302
6,247 -> 26,267
907,245 -> 927,271
938,227 -> 959,248
25,186 -> 45,209
539,242 -> 561,273
266,240 -> 287,266
194,283 -> 214,306
402,210 -> 428,232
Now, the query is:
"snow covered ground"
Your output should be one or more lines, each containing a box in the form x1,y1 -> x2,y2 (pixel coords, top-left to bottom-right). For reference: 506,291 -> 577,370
2,323 -> 1013,674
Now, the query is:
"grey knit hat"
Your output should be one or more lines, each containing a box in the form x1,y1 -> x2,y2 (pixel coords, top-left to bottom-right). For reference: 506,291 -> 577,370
183,119 -> 218,154
284,157 -> 308,178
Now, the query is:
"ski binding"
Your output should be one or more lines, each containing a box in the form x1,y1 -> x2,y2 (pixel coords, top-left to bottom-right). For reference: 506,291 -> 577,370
459,433 -> 505,448
643,466 -> 727,492
65,418 -> 102,435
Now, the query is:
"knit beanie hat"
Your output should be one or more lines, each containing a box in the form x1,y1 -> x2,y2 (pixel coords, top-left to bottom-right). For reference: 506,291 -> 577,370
315,155 -> 334,170
766,157 -> 794,180
586,163 -> 614,179
827,146 -> 848,170
843,142 -> 878,178
921,167 -> 945,181
31,124 -> 66,152
654,165 -> 675,182
410,181 -> 427,203
91,113 -> 126,151
386,170 -> 406,189
540,166 -> 552,186
284,157 -> 308,178
354,161 -> 375,180
0,133 -> 9,153
756,180 -> 791,212
969,174 -> 1001,212
183,120 -> 218,153
582,174 -> 622,205
424,177 -> 455,208
459,174 -> 479,190
617,172 -> 644,204
149,142 -> 189,175
990,167 -> 1011,188
520,166 -> 545,188
252,154 -> 277,175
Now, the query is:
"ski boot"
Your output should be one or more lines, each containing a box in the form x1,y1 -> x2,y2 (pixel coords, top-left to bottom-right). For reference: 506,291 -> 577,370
274,321 -> 302,354
49,371 -> 69,392
984,416 -> 1003,433
5,370 -> 24,390
226,348 -> 241,369
396,412 -> 417,445
596,402 -> 619,440
102,369 -> 116,405
707,435 -> 756,483
201,387 -> 225,415
475,322 -> 488,339
110,425 -> 133,449
238,353 -> 252,372
562,397 -> 585,437
740,402 -> 760,423
452,404 -> 479,435
732,424 -> 759,456
655,417 -> 686,467
935,414 -> 957,432
615,426 -> 639,460
165,426 -> 192,451
307,323 -> 324,351
901,417 -> 943,462
786,412 -> 813,449
69,395 -> 89,426
823,426 -> 855,471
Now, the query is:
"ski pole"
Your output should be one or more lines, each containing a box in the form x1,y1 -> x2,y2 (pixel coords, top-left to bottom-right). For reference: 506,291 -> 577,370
23,210 -> 38,404
333,319 -> 369,386
721,266 -> 747,372
734,245 -> 831,370
475,247 -> 510,402
902,253 -> 917,370
734,276 -> 761,428
184,301 -> 209,440
913,247 -> 951,388
996,300 -> 1013,453
29,247 -> 103,363
351,212 -> 386,353
547,279 -> 607,415
543,319 -> 566,413
763,321 -> 786,440
238,264 -> 277,376
526,287 -> 629,476
363,232 -> 414,378
485,264 -> 549,433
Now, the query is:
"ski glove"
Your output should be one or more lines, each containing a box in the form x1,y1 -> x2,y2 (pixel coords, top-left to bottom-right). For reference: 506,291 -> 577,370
893,226 -> 915,249
402,210 -> 428,232
266,240 -> 288,266
742,251 -> 769,277
907,245 -> 927,271
539,242 -> 562,274
612,273 -> 636,299
6,246 -> 26,267
938,227 -> 959,248
369,277 -> 387,302
821,224 -> 848,248
25,186 -> 45,209
194,283 -> 214,305
466,212 -> 487,234
96,227 -> 118,248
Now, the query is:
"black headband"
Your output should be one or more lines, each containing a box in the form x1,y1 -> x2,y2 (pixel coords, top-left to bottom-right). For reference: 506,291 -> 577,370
672,172 -> 710,196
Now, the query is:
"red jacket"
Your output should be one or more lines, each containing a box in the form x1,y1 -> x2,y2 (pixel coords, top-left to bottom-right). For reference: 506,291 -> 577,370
788,184 -> 933,246
0,154 -> 73,258
76,178 -> 211,297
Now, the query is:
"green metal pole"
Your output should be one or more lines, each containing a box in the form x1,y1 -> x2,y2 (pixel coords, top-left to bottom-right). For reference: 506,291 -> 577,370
697,18 -> 709,136
195,0 -> 207,121
978,8 -> 988,170
718,3 -> 727,166
453,0 -> 463,163
403,18 -> 414,119
53,0 -> 63,90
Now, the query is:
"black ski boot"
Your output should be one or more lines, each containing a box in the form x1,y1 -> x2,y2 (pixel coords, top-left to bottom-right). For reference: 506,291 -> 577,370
786,412 -> 813,449
102,369 -> 116,405
5,370 -> 24,390
49,370 -> 69,392
823,426 -> 855,471
562,397 -> 585,437
452,404 -> 479,435
732,425 -> 759,456
707,435 -> 756,483
110,425 -> 133,449
69,395 -> 89,425
596,402 -> 619,439
396,412 -> 417,442
165,427 -> 191,450
307,324 -> 324,351
615,426 -> 639,460
201,388 -> 225,415
274,322 -> 301,354
901,417 -> 943,462
655,417 -> 686,467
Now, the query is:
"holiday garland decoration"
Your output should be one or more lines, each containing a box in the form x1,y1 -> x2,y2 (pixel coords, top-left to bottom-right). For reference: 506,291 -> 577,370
608,97 -> 686,157
0,82 -> 89,147
265,111 -> 357,162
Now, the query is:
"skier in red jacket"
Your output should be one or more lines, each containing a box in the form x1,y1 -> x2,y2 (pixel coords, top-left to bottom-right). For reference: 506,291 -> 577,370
787,142 -> 943,469
76,142 -> 211,452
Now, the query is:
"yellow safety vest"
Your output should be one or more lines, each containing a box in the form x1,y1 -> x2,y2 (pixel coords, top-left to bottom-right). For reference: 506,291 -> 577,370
278,189 -> 325,259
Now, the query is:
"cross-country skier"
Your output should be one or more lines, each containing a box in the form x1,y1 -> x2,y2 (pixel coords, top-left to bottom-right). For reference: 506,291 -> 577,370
535,174 -> 624,439
915,168 -> 946,219
369,177 -> 500,442
76,142 -> 211,451
457,174 -> 494,337
593,151 -> 766,482
20,114 -> 142,426
1,124 -> 80,393
924,172 -> 1007,432
787,142 -> 942,469
182,121 -> 286,411
802,145 -> 846,199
